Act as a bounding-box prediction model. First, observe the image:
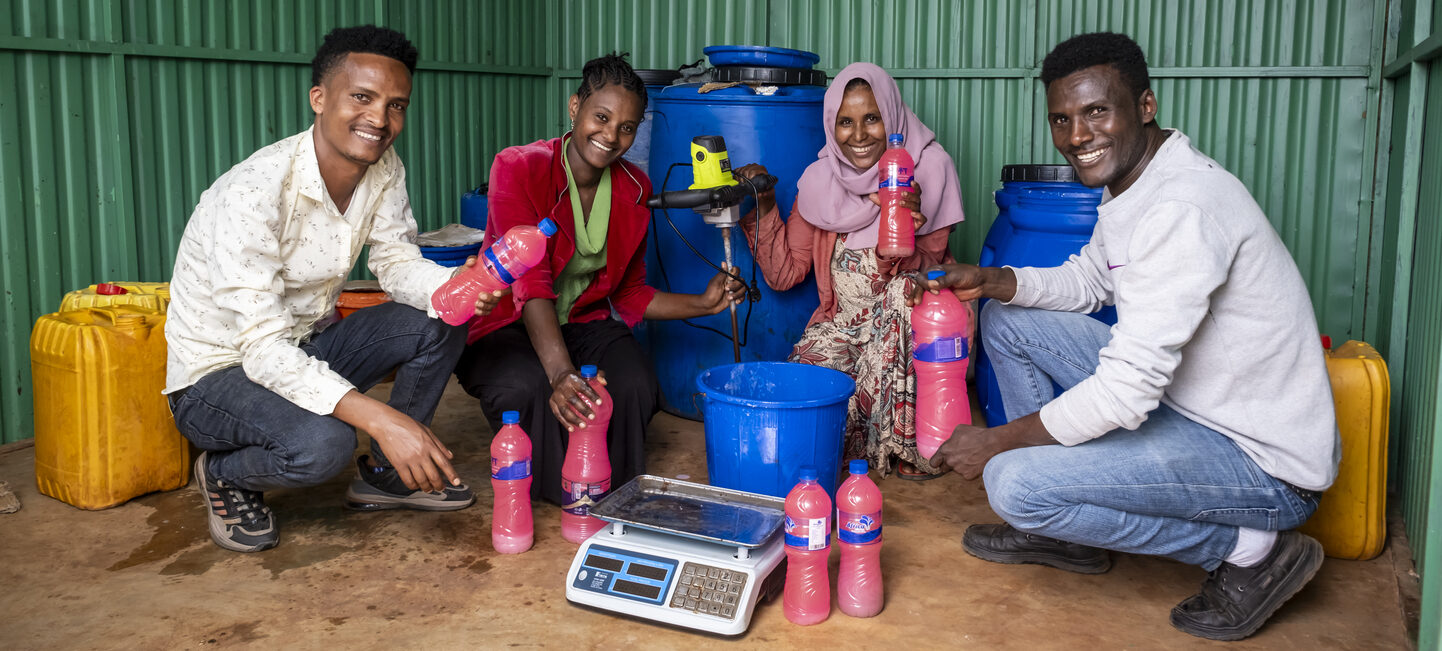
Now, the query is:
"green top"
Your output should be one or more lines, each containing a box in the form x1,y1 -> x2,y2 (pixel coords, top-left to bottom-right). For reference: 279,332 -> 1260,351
554,136 -> 610,324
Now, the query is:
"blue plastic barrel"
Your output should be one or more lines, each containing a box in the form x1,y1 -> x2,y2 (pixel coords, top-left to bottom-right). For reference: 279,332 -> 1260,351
461,185 -> 488,231
976,165 -> 1113,426
639,82 -> 826,420
696,362 -> 855,499
621,69 -> 683,178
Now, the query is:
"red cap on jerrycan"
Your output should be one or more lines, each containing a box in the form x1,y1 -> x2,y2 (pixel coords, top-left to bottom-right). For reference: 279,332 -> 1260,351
912,269 -> 972,459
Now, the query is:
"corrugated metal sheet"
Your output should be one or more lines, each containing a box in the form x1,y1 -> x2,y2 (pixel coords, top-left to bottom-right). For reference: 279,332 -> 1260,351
0,1 -> 552,443
1040,0 -> 1373,67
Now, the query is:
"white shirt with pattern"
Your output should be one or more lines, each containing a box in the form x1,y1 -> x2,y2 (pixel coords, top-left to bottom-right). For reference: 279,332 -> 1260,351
165,127 -> 455,415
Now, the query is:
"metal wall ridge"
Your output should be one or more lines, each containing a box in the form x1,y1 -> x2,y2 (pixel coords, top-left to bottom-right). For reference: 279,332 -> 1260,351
0,35 -> 552,75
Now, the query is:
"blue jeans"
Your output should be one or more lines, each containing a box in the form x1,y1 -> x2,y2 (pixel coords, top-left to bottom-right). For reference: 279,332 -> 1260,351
169,302 -> 466,492
980,301 -> 1319,570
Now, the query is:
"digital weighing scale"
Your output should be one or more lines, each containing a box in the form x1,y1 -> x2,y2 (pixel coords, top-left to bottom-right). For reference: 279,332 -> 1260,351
563,475 -> 787,636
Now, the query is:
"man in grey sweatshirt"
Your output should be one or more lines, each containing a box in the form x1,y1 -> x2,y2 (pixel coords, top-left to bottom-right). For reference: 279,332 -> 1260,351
917,32 -> 1339,642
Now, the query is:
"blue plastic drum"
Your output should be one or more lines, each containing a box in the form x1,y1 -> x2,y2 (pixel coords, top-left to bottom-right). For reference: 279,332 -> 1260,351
696,362 -> 854,500
976,165 -> 1112,426
640,82 -> 826,420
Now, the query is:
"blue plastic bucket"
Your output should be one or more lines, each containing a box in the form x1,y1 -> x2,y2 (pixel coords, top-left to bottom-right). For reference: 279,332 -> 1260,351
696,362 -> 854,500
975,165 -> 1111,426
420,242 -> 483,268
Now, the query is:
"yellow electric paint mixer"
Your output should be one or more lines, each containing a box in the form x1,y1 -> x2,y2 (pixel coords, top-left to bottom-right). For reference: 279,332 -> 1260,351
646,136 -> 776,362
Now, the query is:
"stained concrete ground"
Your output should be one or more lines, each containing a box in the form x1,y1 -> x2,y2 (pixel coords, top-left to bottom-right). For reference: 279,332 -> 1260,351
0,379 -> 1417,650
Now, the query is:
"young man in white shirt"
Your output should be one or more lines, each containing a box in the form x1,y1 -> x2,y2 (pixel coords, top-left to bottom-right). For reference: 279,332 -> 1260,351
916,32 -> 1339,641
165,26 -> 502,553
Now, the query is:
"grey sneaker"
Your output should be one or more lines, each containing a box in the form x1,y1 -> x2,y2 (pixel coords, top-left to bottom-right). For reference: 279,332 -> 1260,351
344,455 -> 474,511
193,452 -> 278,552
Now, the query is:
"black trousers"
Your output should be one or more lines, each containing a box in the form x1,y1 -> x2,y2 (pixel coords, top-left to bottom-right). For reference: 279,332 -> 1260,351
455,319 -> 660,505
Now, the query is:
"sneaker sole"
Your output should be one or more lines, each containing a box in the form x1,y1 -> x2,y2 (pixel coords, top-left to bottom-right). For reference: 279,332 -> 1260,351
343,486 -> 474,512
192,455 -> 277,553
962,535 -> 1112,575
1170,535 -> 1325,641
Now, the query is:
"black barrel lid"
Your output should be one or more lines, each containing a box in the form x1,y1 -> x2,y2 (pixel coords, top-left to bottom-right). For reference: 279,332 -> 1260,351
712,65 -> 826,86
635,69 -> 683,86
1001,164 -> 1079,183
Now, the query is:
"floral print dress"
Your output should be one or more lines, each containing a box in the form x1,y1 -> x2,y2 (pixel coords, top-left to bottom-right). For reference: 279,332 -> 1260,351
788,237 -> 935,477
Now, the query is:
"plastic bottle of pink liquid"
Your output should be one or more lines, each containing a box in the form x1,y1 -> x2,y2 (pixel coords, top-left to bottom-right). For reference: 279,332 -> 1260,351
877,133 -> 916,259
912,269 -> 972,459
431,217 -> 559,325
491,410 -> 533,554
560,365 -> 612,544
783,466 -> 832,625
836,459 -> 884,617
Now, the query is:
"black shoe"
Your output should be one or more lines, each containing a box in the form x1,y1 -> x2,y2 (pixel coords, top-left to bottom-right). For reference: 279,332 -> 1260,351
343,455 -> 475,511
962,523 -> 1112,574
1170,530 -> 1324,641
192,452 -> 278,553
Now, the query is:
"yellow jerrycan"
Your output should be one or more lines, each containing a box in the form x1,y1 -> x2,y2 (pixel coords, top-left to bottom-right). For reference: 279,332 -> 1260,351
58,281 -> 170,312
30,305 -> 189,509
1299,340 -> 1390,560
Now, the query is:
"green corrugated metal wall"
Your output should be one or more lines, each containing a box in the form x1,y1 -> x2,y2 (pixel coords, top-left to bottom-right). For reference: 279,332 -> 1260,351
0,0 -> 553,446
3,0 -> 1441,643
1377,0 -> 1442,646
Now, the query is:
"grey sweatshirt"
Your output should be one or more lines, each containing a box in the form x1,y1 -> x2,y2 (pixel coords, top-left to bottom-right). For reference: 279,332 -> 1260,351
1008,130 -> 1340,491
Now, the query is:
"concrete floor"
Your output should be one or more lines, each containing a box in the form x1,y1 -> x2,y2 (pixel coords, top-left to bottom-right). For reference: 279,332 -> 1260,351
0,379 -> 1416,650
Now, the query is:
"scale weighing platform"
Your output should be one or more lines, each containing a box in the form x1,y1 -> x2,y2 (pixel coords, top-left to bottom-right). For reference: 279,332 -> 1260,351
564,475 -> 787,636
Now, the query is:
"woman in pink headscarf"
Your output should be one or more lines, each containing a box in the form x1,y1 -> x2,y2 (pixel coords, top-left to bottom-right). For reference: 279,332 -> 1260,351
736,62 -> 966,479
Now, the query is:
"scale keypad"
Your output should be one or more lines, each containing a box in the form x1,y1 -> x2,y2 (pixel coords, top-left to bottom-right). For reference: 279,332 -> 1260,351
670,562 -> 744,619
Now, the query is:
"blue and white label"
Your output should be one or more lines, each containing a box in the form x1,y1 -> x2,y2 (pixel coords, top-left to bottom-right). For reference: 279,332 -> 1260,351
837,508 -> 882,544
784,514 -> 830,550
879,164 -> 913,190
491,457 -> 531,481
914,335 -> 968,363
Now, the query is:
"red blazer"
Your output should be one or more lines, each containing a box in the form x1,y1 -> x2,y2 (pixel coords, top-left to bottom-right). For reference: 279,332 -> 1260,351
466,137 -> 658,344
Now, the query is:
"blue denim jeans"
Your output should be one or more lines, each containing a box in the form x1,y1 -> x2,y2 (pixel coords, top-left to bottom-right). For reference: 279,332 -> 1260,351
168,301 -> 466,492
979,301 -> 1319,570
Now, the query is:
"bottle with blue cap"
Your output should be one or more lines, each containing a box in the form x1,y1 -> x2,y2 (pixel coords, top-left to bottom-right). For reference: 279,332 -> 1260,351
836,459 -> 884,617
560,364 -> 613,544
491,410 -> 534,553
912,268 -> 972,459
877,132 -> 916,258
783,465 -> 832,625
431,217 -> 560,326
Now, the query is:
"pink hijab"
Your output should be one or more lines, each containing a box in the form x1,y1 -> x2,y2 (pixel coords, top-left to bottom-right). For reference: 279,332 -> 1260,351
796,62 -> 965,249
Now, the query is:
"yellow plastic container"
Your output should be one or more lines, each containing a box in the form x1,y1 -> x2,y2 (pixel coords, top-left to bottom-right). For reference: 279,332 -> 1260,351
59,281 -> 170,312
30,305 -> 189,510
1300,340 -> 1390,560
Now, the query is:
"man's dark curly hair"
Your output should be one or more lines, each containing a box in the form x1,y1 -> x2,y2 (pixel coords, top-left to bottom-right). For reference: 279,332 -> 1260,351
311,25 -> 419,87
1040,32 -> 1150,100
575,53 -> 647,112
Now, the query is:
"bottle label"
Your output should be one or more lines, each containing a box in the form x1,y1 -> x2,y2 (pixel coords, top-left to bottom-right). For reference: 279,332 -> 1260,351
562,478 -> 610,516
878,163 -> 913,190
482,242 -> 518,285
837,508 -> 882,544
491,457 -> 531,481
914,335 -> 968,363
784,514 -> 831,550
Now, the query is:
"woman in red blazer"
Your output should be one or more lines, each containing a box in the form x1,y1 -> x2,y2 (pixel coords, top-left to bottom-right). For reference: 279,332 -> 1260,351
456,54 -> 742,506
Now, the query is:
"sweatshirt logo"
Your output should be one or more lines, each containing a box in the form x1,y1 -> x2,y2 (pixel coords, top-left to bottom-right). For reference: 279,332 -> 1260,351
1107,261 -> 1126,270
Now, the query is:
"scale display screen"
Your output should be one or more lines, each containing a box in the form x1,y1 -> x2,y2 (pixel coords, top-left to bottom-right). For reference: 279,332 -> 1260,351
573,545 -> 677,605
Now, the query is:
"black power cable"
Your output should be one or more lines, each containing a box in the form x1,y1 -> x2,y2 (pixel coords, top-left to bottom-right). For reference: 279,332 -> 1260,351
648,162 -> 768,348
